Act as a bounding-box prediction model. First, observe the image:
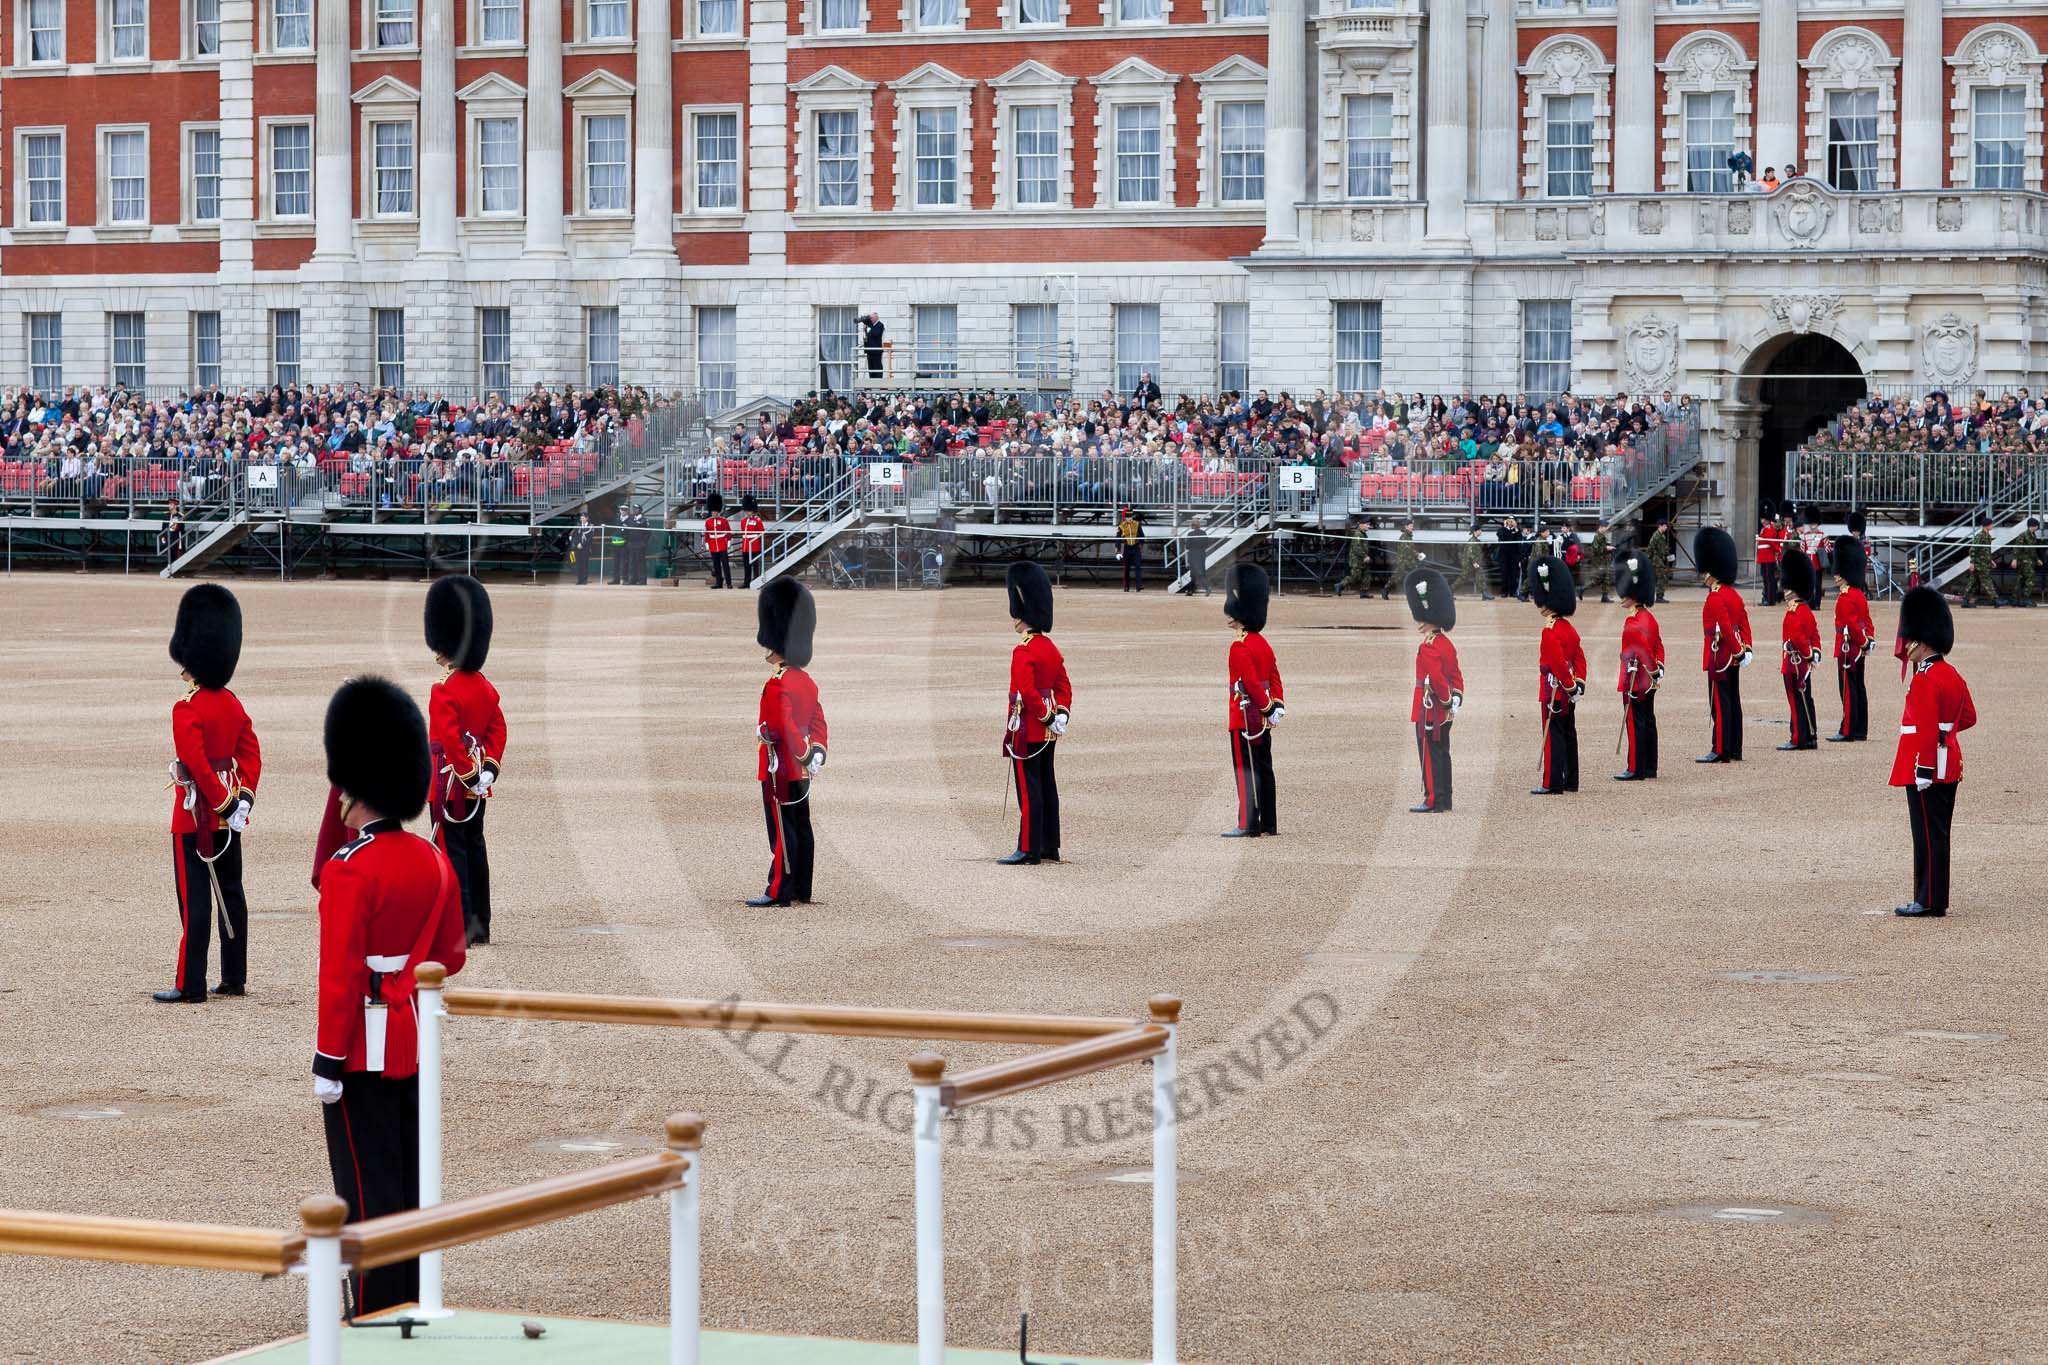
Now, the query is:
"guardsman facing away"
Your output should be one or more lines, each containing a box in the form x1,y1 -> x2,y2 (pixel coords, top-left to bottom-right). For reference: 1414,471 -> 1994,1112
1405,567 -> 1462,814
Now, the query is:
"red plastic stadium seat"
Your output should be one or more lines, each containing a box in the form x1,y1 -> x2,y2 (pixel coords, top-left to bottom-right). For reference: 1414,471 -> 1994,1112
512,466 -> 532,496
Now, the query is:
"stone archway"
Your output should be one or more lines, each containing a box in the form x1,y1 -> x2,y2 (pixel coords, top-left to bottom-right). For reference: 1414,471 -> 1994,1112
1732,332 -> 1868,520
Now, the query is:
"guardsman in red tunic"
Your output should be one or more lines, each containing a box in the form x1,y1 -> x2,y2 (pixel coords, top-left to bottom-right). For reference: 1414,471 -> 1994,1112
1694,527 -> 1754,763
749,579 -> 828,907
1222,564 -> 1285,838
312,677 -> 467,1315
1754,501 -> 1784,606
1828,534 -> 1875,742
1001,561 -> 1072,864
1405,567 -> 1462,813
1527,555 -> 1586,795
1891,587 -> 1976,918
1613,550 -> 1664,781
738,494 -> 767,589
424,575 -> 506,946
159,584 -> 262,1004
704,491 -> 734,589
1776,547 -> 1823,751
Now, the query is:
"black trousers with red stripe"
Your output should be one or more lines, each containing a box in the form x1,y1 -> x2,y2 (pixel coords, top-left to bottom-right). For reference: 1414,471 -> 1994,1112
1012,742 -> 1061,856
322,1072 -> 420,1316
1229,728 -> 1277,834
1837,656 -> 1869,739
436,802 -> 491,936
1414,719 -> 1453,810
1539,708 -> 1580,792
760,778 -> 815,901
1624,691 -> 1659,777
1906,782 -> 1957,912
1707,668 -> 1744,759
171,831 -> 248,996
1784,672 -> 1818,748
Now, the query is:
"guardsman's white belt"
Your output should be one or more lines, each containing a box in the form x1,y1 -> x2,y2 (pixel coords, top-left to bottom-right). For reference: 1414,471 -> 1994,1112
363,954 -> 407,1072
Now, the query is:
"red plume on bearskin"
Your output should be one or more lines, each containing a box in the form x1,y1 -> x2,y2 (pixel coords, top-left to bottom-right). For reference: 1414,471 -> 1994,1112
1898,585 -> 1954,657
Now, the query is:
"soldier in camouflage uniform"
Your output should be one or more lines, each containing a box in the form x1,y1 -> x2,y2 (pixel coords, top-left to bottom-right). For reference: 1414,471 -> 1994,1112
2011,516 -> 2039,606
1645,518 -> 1674,604
1586,521 -> 1612,602
1393,519 -> 1424,595
1456,525 -> 1493,600
1340,515 -> 1373,597
1961,515 -> 1998,607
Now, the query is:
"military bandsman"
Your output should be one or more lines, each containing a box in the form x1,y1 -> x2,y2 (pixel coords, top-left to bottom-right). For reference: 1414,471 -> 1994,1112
1405,567 -> 1462,814
1695,527 -> 1754,763
1000,562 -> 1072,865
159,584 -> 261,1004
1828,534 -> 1875,742
1528,556 -> 1585,795
1891,588 -> 1976,918
312,677 -> 468,1315
425,575 -> 506,947
1614,550 -> 1664,780
1222,564 -> 1285,838
749,580 -> 827,907
1776,547 -> 1823,751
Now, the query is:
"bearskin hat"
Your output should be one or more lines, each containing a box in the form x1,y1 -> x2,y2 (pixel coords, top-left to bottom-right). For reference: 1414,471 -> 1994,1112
1799,503 -> 1822,527
1527,555 -> 1577,618
1846,508 -> 1867,538
1224,563 -> 1270,633
1404,567 -> 1455,631
1759,499 -> 1778,523
1614,550 -> 1656,607
324,676 -> 431,822
740,493 -> 758,513
1780,546 -> 1819,606
705,491 -> 725,514
1694,526 -> 1738,585
169,583 -> 242,690
424,574 -> 493,672
1898,585 -> 1954,656
1007,561 -> 1054,633
756,578 -> 817,669
1832,536 -> 1867,592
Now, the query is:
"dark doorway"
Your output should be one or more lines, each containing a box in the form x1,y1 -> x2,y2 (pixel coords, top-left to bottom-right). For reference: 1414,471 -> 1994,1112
1754,334 -> 1865,515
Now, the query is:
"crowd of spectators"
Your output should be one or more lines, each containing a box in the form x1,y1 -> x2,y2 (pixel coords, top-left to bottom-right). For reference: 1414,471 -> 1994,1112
0,383 -> 655,509
1788,387 -> 2048,509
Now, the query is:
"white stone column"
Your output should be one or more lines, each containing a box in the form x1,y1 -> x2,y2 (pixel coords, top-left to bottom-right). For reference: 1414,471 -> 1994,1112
418,0 -> 457,254
1613,0 -> 1655,192
1476,0 -> 1517,199
744,0 -> 790,263
1899,0 -> 1944,188
217,0 -> 260,384
1260,0 -> 1307,248
1756,0 -> 1799,172
314,0 -> 354,258
1424,0 -> 1468,240
524,0 -> 565,254
633,0 -> 674,254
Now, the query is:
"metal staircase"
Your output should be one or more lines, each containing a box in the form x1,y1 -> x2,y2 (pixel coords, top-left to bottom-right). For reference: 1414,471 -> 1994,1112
1164,478 -> 1271,594
160,512 -> 255,577
754,467 -> 864,587
1927,462 -> 2048,587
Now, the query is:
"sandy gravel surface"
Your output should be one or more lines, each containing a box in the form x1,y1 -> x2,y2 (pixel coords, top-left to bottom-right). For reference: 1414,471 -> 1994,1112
1,574 -> 2042,1364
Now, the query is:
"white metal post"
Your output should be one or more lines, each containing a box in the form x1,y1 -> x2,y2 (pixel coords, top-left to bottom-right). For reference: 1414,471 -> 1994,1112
909,1053 -> 947,1365
1149,997 -> 1182,1365
667,1113 -> 704,1365
300,1197 -> 347,1365
415,962 -> 452,1317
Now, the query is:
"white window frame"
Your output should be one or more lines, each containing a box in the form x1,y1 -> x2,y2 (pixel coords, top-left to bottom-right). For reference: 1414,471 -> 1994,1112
1658,31 -> 1754,192
582,0 -> 629,41
1948,25 -> 2044,193
1113,303 -> 1161,396
1971,87 -> 2026,189
696,305 -> 737,411
1195,57 -> 1266,208
460,75 -> 527,218
473,0 -> 520,44
263,118 -> 314,220
268,0 -> 312,50
891,64 -> 975,213
1520,35 -> 1613,199
813,108 -> 863,210
1007,0 -> 1062,29
1111,101 -> 1163,206
1215,103 -> 1263,204
684,106 -> 744,215
1334,301 -> 1380,395
1522,300 -> 1572,400
103,0 -> 149,62
816,305 -> 859,391
369,117 -> 420,219
478,306 -> 512,393
1105,0 -> 1164,28
184,123 -> 223,225
1216,0 -> 1260,20
1090,59 -> 1178,210
793,66 -> 877,214
567,72 -> 636,217
101,125 -> 152,228
1217,301 -> 1248,393
367,0 -> 416,49
271,308 -> 302,385
691,0 -> 739,38
1681,90 -> 1737,193
1342,93 -> 1396,199
109,311 -> 148,390
1822,87 -> 1879,192
373,307 -> 406,388
22,0 -> 64,63
991,61 -> 1075,211
1013,302 -> 1058,383
905,0 -> 964,35
16,128 -> 66,229
27,313 -> 63,391
192,311 -> 222,388
1800,27 -> 1898,193
586,305 -> 621,388
911,304 -> 958,380
811,0 -> 867,33
188,0 -> 221,58
1542,92 -> 1596,198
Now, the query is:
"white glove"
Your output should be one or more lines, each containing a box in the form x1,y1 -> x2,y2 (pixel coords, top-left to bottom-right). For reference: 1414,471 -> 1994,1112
1007,712 -> 1021,734
314,1076 -> 344,1104
1652,667 -> 1665,686
1449,694 -> 1463,716
1914,776 -> 1933,792
472,768 -> 496,797
1738,649 -> 1754,669
1268,703 -> 1287,723
226,797 -> 252,833
1810,648 -> 1823,667
1049,712 -> 1069,738
804,751 -> 825,777
1570,681 -> 1586,702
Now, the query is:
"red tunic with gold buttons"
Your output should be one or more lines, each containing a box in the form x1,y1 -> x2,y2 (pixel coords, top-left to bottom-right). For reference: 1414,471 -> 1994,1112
1618,607 -> 1664,696
1889,657 -> 1976,787
704,515 -> 732,554
1538,618 -> 1587,712
1834,587 -> 1875,660
1227,631 -> 1284,732
740,513 -> 765,554
428,668 -> 506,826
1780,601 -> 1821,678
1005,632 -> 1072,753
1701,585 -> 1752,673
758,665 -> 828,800
171,684 -> 262,838
1411,634 -> 1463,726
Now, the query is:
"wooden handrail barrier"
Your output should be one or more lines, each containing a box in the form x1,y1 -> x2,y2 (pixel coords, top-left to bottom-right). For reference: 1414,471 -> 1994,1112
0,1212 -> 303,1276
438,983 -> 1133,1045
340,1149 -> 685,1272
939,1025 -> 1169,1110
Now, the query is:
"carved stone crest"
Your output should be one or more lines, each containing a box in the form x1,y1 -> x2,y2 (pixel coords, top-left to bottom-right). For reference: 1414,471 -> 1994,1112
1348,210 -> 1376,243
1636,200 -> 1665,235
1921,312 -> 1978,385
1963,30 -> 2030,84
1588,201 -> 1607,236
1936,197 -> 1965,231
1623,316 -> 1680,389
1726,200 -> 1754,234
1771,182 -> 1833,248
1768,292 -> 1844,336
1855,197 -> 1901,233
2000,197 -> 2020,231
1534,207 -> 1559,241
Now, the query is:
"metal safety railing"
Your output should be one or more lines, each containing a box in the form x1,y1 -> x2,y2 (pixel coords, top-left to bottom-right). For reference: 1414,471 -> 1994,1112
1785,449 -> 2048,519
